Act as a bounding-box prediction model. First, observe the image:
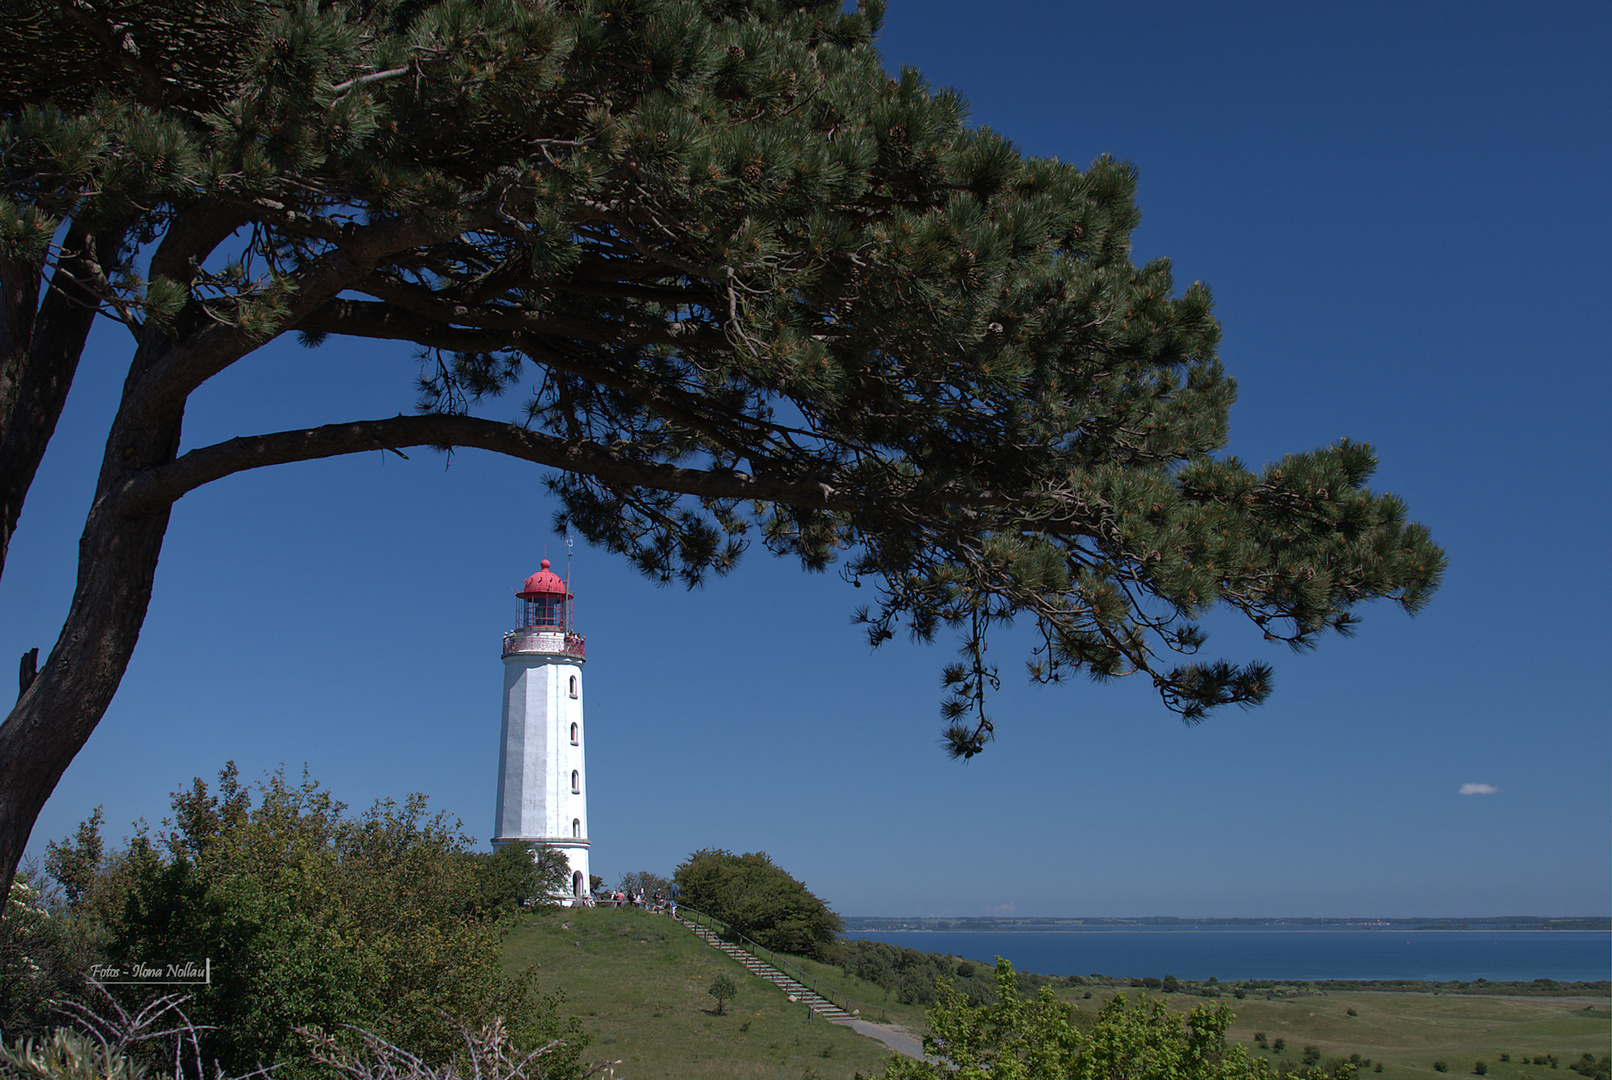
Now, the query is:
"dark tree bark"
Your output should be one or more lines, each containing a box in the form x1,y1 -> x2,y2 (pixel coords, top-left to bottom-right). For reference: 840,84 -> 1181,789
0,225 -> 126,577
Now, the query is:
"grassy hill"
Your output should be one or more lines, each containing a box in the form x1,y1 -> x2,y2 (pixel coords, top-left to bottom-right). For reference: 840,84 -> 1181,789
501,906 -> 903,1080
503,908 -> 1610,1080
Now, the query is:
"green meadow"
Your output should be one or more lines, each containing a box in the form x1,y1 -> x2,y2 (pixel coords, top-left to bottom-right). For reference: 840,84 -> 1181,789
503,908 -> 1610,1080
502,906 -> 895,1080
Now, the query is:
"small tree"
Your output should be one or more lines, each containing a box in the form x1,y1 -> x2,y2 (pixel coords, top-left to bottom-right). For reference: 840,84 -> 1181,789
707,973 -> 738,1017
615,870 -> 673,901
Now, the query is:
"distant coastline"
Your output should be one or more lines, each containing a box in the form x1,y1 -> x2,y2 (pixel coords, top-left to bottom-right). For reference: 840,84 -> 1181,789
840,916 -> 1611,933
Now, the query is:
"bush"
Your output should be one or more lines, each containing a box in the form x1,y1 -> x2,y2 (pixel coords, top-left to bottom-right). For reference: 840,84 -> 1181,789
673,849 -> 841,962
876,960 -> 1353,1080
0,994 -> 579,1080
1475,1062 -> 1488,1075
41,765 -> 584,1078
1,871 -> 95,1037
1568,1056 -> 1610,1080
1303,1045 -> 1322,1065
840,939 -> 996,1007
1435,1062 -> 1449,1073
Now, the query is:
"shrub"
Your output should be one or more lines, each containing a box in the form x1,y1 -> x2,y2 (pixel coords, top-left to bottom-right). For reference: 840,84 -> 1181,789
840,939 -> 996,1008
674,850 -> 841,962
1435,1061 -> 1450,1073
1347,1007 -> 1358,1016
1303,1045 -> 1322,1065
1475,1062 -> 1488,1075
876,961 -> 1356,1080
1567,1055 -> 1610,1080
41,766 -> 583,1078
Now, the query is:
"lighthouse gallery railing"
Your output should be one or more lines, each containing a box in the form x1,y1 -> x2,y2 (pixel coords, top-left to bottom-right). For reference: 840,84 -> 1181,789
502,630 -> 586,659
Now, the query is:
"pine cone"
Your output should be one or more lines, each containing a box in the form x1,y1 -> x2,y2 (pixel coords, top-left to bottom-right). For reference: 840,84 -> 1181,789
742,158 -> 763,183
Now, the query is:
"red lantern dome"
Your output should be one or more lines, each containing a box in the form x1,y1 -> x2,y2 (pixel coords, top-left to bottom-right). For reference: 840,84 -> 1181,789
517,559 -> 568,600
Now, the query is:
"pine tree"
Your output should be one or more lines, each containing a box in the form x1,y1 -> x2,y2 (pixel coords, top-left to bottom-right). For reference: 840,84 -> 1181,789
0,0 -> 1444,897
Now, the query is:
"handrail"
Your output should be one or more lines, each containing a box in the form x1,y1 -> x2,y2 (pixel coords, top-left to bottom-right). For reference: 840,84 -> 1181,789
674,905 -> 888,1023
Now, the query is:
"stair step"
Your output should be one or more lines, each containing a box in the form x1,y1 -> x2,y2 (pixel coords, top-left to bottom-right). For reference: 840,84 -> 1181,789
674,916 -> 854,1022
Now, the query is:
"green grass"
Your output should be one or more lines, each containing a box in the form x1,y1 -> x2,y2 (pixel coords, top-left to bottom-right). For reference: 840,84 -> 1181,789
501,907 -> 900,1080
503,911 -> 1610,1080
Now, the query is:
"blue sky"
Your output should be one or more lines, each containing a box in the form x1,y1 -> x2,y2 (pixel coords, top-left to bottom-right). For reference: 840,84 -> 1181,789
4,0 -> 1608,919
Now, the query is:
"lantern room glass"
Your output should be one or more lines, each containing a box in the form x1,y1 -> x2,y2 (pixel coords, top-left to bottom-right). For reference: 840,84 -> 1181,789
519,594 -> 568,630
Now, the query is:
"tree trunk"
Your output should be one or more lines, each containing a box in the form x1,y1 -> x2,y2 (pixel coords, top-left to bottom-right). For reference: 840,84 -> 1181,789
0,225 -> 127,578
0,321 -> 182,903
0,504 -> 172,902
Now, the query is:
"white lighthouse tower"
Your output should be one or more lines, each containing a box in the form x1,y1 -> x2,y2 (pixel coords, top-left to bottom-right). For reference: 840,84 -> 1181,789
493,561 -> 590,902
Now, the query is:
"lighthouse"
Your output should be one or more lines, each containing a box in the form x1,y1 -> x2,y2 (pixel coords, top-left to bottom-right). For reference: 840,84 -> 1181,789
493,561 -> 590,902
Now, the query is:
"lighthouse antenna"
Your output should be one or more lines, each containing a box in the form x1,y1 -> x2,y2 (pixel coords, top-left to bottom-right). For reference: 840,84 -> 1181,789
565,533 -> 574,633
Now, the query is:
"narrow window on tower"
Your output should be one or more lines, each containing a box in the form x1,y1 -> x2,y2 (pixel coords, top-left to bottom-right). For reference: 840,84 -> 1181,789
571,770 -> 580,793
570,722 -> 578,745
572,818 -> 580,838
569,675 -> 578,698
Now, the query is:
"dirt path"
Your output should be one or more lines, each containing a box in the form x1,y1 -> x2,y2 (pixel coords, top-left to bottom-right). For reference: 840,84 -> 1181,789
838,1018 -> 931,1061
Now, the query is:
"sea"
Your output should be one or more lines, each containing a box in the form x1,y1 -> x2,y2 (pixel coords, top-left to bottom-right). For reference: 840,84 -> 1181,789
841,930 -> 1612,983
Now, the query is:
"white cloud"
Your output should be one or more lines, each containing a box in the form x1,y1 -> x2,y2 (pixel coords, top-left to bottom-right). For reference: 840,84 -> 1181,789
1459,783 -> 1500,795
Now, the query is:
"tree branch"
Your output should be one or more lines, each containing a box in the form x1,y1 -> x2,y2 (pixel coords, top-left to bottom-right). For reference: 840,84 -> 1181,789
126,212 -> 490,423
112,414 -> 859,515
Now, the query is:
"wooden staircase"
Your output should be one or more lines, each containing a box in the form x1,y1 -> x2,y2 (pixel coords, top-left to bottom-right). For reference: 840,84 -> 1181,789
673,915 -> 854,1022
